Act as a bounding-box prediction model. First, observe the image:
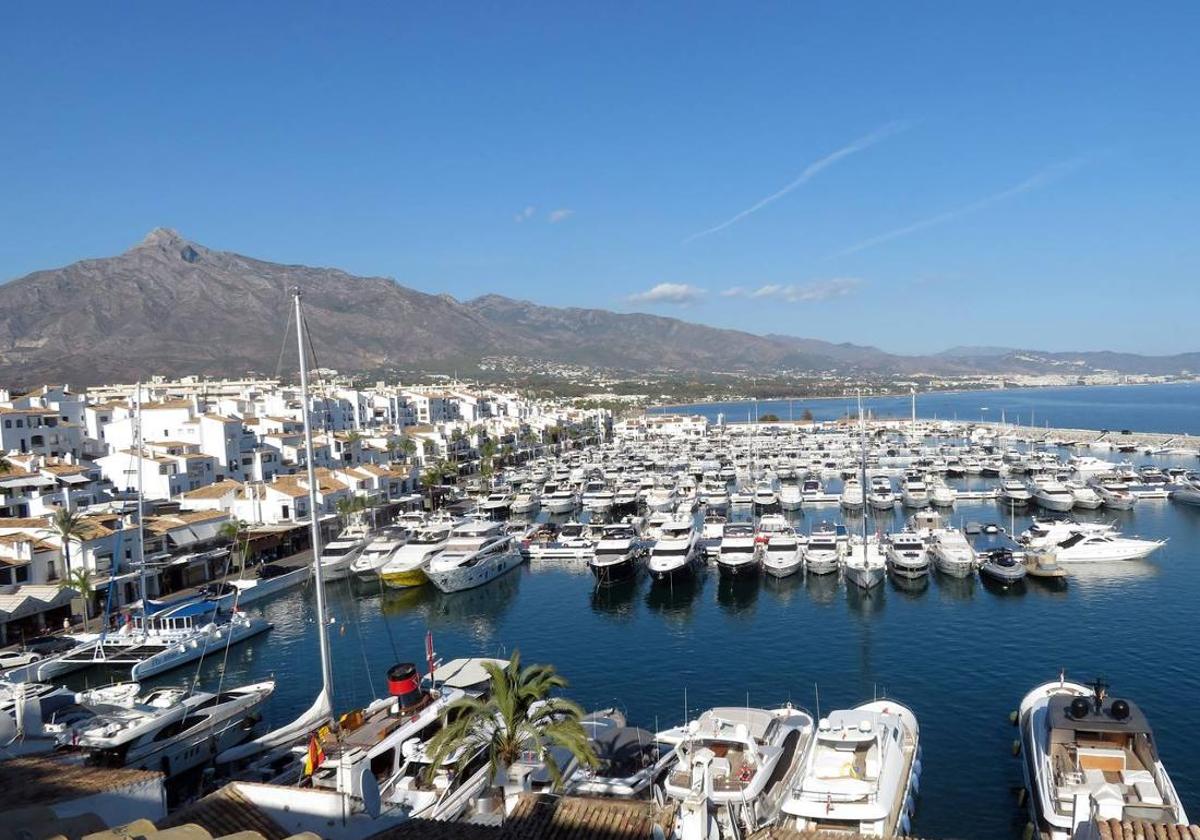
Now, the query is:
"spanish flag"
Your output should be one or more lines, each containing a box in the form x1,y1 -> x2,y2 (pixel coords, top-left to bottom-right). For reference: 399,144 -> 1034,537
303,734 -> 325,776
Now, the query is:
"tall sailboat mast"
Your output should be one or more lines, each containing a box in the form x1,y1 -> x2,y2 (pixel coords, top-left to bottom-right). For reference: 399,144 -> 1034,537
858,392 -> 869,546
295,289 -> 335,709
134,383 -> 148,618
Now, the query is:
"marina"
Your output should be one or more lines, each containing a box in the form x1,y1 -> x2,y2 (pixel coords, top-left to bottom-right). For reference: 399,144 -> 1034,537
7,403 -> 1194,838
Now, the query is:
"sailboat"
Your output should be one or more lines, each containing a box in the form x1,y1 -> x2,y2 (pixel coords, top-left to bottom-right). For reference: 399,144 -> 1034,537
845,394 -> 885,591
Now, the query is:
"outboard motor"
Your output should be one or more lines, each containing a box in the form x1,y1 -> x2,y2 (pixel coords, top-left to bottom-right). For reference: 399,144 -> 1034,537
387,663 -> 427,714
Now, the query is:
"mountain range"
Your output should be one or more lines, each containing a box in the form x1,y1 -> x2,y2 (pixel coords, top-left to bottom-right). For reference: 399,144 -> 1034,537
0,229 -> 1195,387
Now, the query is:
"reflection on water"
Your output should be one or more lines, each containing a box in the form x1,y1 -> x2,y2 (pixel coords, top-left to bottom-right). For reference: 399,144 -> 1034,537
804,572 -> 840,605
844,580 -> 886,617
590,576 -> 639,620
645,572 -> 703,621
760,572 -> 805,605
715,573 -> 759,614
933,571 -> 976,602
979,574 -> 1027,598
889,573 -> 930,599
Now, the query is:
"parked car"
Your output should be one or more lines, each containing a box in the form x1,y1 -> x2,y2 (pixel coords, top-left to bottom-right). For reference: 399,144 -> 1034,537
0,649 -> 43,672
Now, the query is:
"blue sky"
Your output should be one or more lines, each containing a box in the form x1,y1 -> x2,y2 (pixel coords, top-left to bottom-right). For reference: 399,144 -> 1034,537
2,3 -> 1197,355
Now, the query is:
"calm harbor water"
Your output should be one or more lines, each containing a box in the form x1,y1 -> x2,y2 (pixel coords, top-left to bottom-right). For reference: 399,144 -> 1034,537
652,381 -> 1200,436
112,450 -> 1200,840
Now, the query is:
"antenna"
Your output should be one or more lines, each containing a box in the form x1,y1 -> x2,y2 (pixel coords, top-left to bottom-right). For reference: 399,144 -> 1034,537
814,682 -> 821,721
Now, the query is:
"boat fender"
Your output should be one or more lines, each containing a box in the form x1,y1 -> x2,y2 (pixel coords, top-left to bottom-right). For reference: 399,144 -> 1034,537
1022,821 -> 1035,840
900,813 -> 911,836
904,794 -> 915,816
1008,710 -> 1019,726
1016,787 -> 1027,807
1011,739 -> 1021,756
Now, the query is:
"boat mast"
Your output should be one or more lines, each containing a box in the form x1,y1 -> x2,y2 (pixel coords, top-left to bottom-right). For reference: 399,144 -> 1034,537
134,383 -> 148,620
858,392 -> 868,547
295,289 -> 336,708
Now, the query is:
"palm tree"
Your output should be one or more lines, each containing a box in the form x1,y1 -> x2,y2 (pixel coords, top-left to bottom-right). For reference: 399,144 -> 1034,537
420,468 -> 443,510
59,567 -> 95,632
424,651 -> 597,794
480,439 -> 497,481
396,435 -> 417,462
335,495 -> 367,527
220,518 -> 250,570
44,508 -> 89,577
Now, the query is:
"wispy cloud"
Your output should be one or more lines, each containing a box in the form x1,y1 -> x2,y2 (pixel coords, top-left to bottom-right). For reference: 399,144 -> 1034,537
723,278 -> 862,302
831,156 -> 1088,257
514,205 -> 536,223
684,121 -> 911,244
628,282 -> 706,306
548,208 -> 574,224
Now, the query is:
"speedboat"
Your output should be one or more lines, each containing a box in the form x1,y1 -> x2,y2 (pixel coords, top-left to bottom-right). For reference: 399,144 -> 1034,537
781,700 -> 921,837
762,527 -> 804,578
52,681 -> 274,778
660,705 -> 815,839
1018,675 -> 1188,840
840,477 -> 865,511
425,520 -> 522,592
318,528 -> 370,581
804,524 -> 844,575
380,521 -> 453,589
648,516 -> 699,582
884,531 -> 930,579
979,547 -> 1026,584
544,487 -> 580,514
1021,519 -> 1164,563
582,480 -> 615,514
350,525 -> 409,581
801,478 -> 825,504
566,712 -> 677,799
928,528 -> 977,578
645,485 -> 677,513
589,523 -> 641,584
844,536 -> 886,590
716,522 -> 759,576
729,485 -> 756,507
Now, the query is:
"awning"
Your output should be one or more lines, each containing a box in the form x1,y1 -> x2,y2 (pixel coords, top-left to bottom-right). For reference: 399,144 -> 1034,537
188,520 -> 225,543
166,527 -> 200,547
57,473 -> 92,484
0,475 -> 53,488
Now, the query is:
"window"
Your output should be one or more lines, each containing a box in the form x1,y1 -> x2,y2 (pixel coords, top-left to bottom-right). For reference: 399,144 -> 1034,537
15,419 -> 23,428
46,560 -> 57,580
3,419 -> 9,428
282,504 -> 290,519
15,566 -> 28,583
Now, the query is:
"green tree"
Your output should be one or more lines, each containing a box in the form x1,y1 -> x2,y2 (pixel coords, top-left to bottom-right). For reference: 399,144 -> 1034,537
480,439 -> 498,480
44,508 -> 89,577
759,413 -> 780,422
60,567 -> 95,632
220,518 -> 250,570
0,457 -> 10,475
335,495 -> 367,527
424,651 -> 598,794
397,436 -> 418,462
421,468 -> 444,510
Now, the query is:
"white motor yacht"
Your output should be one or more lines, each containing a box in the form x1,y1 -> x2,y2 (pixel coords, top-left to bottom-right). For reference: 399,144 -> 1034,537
582,480 -> 616,514
660,705 -> 815,839
478,490 -> 514,515
729,485 -> 756,507
762,527 -> 804,578
589,523 -> 641,584
928,477 -> 957,508
753,481 -> 779,509
319,528 -> 370,582
900,474 -> 930,508
928,528 -> 977,578
425,520 -> 522,592
648,516 -> 698,582
1066,480 -> 1103,510
999,479 -> 1032,508
868,476 -> 896,510
566,714 -> 677,799
53,681 -> 274,778
645,485 -> 678,513
543,487 -> 580,514
1031,477 -> 1076,512
884,531 -> 930,579
779,483 -> 804,511
1018,676 -> 1188,840
380,520 -> 453,589
801,478 -> 825,504
1170,472 -> 1200,506
1089,476 -> 1137,510
781,700 -> 921,837
716,522 -> 760,577
350,525 -> 409,581
509,489 -> 541,515
1020,519 -> 1164,563
840,477 -> 865,511
804,524 -> 844,575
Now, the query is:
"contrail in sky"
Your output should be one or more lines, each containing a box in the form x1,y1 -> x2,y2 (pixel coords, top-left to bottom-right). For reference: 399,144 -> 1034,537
830,156 -> 1089,257
683,120 -> 911,244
